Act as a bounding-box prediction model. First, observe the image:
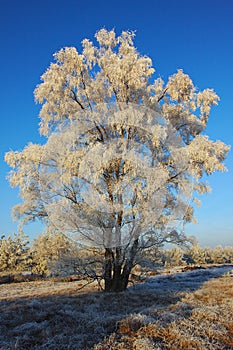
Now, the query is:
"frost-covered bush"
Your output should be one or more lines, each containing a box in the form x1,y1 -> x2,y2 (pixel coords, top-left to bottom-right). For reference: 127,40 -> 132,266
0,232 -> 31,273
31,227 -> 104,279
183,244 -> 233,266
164,247 -> 184,267
31,228 -> 77,276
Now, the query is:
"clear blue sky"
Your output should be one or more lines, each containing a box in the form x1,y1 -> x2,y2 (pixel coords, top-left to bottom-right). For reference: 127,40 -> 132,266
0,0 -> 232,247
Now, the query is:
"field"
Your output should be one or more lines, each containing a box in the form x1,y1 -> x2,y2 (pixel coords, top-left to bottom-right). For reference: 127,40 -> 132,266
0,266 -> 232,349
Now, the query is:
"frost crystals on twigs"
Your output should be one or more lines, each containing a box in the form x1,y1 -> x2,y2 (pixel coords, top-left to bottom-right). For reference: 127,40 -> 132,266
39,103 -> 191,248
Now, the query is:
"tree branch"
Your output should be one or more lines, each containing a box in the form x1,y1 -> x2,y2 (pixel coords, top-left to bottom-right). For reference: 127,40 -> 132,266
157,87 -> 168,102
71,89 -> 85,110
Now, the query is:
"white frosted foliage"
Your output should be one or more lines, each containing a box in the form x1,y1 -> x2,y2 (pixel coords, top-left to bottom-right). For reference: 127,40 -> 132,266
5,28 -> 229,250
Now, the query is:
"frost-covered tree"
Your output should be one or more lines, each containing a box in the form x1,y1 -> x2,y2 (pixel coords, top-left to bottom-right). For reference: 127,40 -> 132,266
5,29 -> 229,291
31,227 -> 75,276
202,247 -> 214,264
223,246 -> 233,263
0,232 -> 31,273
184,242 -> 207,265
210,245 -> 227,264
0,235 -> 15,271
164,247 -> 184,267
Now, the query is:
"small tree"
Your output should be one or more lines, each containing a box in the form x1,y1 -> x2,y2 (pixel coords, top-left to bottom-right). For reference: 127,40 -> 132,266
202,247 -> 214,264
0,232 -> 31,273
31,227 -> 75,276
223,246 -> 233,263
164,247 -> 184,267
184,242 -> 206,265
211,245 -> 227,264
0,235 -> 14,271
5,29 -> 229,291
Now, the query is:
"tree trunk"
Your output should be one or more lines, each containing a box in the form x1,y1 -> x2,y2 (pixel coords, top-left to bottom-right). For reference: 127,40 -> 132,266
103,239 -> 139,292
104,248 -> 113,292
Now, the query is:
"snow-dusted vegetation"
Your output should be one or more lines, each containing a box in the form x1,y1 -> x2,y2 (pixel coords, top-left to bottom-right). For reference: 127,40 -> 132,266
1,231 -> 233,279
0,266 -> 232,349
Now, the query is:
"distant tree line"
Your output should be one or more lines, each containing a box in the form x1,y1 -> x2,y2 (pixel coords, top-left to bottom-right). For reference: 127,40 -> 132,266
0,231 -> 232,279
162,244 -> 233,267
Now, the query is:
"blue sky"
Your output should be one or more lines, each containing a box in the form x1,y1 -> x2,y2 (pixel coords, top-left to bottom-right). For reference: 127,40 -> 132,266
0,0 -> 232,247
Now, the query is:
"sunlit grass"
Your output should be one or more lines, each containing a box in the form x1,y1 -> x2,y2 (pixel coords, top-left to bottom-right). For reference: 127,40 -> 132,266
96,272 -> 233,349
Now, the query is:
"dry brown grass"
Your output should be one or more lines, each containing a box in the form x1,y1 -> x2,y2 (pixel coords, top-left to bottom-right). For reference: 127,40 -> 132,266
95,273 -> 233,349
0,266 -> 232,349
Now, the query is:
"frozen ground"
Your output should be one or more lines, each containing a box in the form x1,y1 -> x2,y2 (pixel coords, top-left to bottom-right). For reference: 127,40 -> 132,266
0,265 -> 232,349
133,264 -> 233,292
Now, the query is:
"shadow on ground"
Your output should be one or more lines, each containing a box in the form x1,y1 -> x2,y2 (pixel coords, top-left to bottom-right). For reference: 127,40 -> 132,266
0,266 -> 231,349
